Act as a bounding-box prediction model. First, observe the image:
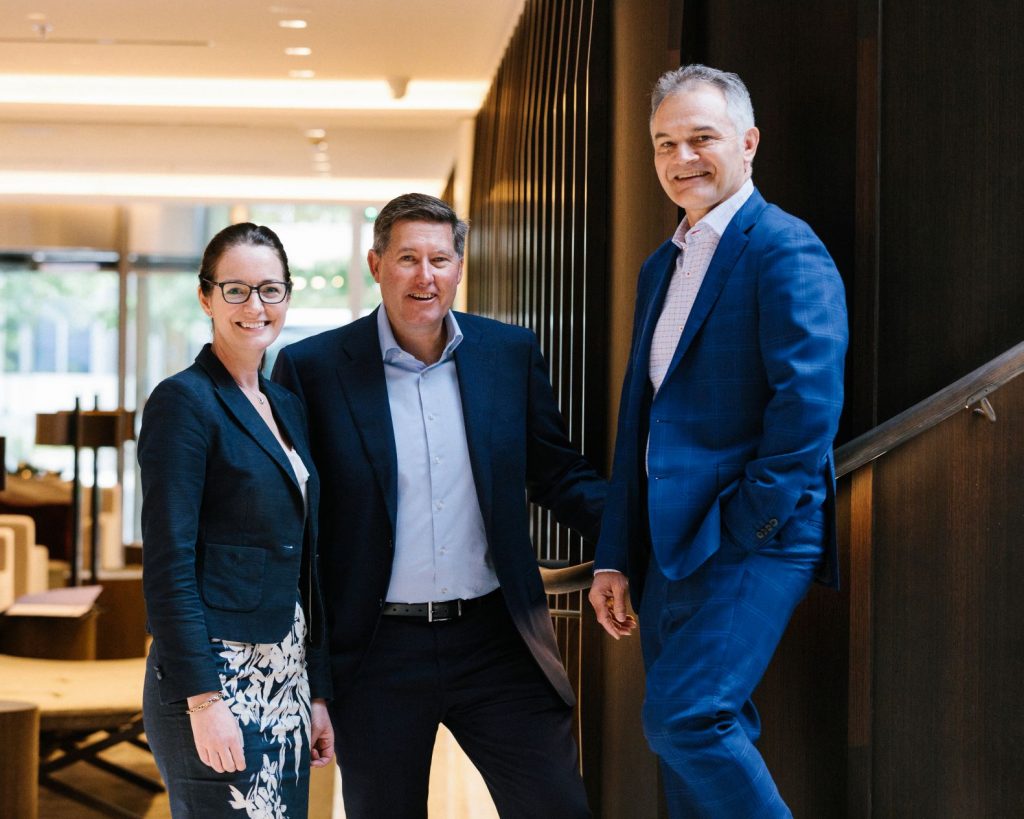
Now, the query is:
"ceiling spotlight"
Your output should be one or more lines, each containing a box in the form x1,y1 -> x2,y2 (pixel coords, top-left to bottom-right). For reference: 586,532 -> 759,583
386,76 -> 409,100
289,69 -> 315,78
278,19 -> 307,28
304,128 -> 326,140
284,46 -> 312,56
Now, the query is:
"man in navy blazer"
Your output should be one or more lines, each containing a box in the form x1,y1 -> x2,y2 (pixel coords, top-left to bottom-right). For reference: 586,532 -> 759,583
273,193 -> 603,817
589,65 -> 848,817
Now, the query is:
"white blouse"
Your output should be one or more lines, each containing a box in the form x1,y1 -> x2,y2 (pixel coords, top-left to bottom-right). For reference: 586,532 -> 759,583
283,445 -> 310,511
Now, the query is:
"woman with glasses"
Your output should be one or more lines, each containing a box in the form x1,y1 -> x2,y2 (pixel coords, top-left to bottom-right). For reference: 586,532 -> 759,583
138,222 -> 333,817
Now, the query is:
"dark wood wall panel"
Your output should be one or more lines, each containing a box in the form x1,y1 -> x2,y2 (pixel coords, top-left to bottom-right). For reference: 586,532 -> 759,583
470,0 -> 610,566
870,377 -> 1024,817
877,2 -> 1024,419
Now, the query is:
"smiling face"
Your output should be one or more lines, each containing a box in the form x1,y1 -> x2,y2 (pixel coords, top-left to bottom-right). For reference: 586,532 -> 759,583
198,243 -> 289,361
650,82 -> 759,224
368,219 -> 463,359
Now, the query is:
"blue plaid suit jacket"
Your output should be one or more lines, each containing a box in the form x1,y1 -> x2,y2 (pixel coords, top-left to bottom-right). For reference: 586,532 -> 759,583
595,188 -> 848,600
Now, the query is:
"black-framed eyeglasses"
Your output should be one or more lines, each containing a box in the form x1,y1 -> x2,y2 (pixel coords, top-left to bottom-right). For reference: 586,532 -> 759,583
202,278 -> 292,304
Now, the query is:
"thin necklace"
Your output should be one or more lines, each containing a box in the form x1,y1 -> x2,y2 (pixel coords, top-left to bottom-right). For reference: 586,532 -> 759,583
236,380 -> 265,406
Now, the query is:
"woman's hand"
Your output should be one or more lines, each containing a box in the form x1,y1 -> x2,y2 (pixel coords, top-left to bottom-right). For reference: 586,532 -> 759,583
310,698 -> 335,768
187,691 -> 245,773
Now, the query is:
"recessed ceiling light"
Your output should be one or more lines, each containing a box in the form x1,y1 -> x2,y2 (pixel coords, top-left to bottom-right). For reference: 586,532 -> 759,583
278,19 -> 307,29
304,128 -> 326,139
288,70 -> 315,79
284,46 -> 311,56
27,12 -> 48,21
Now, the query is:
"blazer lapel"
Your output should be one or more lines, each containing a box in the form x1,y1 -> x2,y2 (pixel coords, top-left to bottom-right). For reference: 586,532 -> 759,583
264,378 -> 317,506
660,190 -> 767,385
197,346 -> 299,494
334,314 -> 399,528
451,314 -> 496,535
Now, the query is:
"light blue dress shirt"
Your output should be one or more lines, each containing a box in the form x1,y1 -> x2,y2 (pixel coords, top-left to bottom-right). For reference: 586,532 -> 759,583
376,307 -> 500,603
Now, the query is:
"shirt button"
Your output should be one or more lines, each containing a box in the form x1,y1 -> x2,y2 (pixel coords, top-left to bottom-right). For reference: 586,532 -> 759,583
434,456 -> 441,464
441,588 -> 448,595
436,500 -> 444,510
427,413 -> 435,421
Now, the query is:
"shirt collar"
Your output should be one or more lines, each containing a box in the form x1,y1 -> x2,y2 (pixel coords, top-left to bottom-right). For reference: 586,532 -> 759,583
671,178 -> 755,249
376,305 -> 464,366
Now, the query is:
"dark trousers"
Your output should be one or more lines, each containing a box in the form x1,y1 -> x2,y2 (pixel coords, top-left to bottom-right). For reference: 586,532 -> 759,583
330,590 -> 590,818
639,521 -> 826,819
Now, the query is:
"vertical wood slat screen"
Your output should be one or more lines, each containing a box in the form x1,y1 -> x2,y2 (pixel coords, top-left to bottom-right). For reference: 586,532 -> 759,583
469,0 -> 609,572
468,0 -> 610,736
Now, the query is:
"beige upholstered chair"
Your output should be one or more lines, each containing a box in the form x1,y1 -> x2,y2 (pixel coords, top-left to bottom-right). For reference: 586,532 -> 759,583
0,527 -> 15,610
0,515 -> 49,598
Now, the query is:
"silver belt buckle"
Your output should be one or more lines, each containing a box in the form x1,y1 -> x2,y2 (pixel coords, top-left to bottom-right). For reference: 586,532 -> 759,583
428,599 -> 462,623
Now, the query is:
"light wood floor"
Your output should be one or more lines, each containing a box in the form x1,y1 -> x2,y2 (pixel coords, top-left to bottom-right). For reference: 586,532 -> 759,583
39,725 -> 498,818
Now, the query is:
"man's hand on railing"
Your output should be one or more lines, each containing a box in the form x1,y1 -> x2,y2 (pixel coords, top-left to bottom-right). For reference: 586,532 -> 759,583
588,570 -> 637,639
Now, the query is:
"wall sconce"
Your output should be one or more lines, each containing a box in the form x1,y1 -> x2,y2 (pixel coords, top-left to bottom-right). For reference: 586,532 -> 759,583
35,402 -> 135,585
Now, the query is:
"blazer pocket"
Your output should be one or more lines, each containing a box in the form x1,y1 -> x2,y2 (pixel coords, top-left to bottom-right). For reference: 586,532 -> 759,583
202,542 -> 266,612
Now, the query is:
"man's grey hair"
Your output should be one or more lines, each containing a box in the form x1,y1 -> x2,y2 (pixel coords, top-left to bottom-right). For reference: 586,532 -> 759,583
650,64 -> 756,135
371,193 -> 469,258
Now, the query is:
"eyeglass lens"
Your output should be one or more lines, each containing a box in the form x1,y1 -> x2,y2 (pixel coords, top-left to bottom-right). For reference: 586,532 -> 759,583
220,282 -> 289,303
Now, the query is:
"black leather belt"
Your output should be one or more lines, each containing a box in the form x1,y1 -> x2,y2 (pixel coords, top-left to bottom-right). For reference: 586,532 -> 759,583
381,590 -> 499,623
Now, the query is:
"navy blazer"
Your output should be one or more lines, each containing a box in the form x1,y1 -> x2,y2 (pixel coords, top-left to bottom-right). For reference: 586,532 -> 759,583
272,309 -> 605,706
596,189 -> 848,600
138,344 -> 331,704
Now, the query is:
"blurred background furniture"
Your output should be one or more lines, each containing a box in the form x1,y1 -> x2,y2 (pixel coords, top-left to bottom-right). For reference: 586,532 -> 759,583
0,514 -> 49,600
0,699 -> 40,819
0,526 -> 15,611
0,586 -> 102,660
0,653 -> 158,817
34,407 -> 135,585
0,474 -> 74,568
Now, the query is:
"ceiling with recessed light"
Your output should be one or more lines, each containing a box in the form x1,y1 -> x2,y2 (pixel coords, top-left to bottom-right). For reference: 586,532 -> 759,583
0,0 -> 525,202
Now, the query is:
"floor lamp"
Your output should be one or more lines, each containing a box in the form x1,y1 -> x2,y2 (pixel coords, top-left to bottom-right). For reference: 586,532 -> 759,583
35,404 -> 135,585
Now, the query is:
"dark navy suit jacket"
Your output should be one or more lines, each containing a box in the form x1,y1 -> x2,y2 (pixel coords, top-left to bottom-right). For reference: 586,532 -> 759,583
138,344 -> 330,704
272,309 -> 605,706
596,189 -> 848,601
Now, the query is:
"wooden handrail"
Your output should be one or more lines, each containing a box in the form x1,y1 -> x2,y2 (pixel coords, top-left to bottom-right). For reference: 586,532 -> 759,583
540,339 -> 1024,596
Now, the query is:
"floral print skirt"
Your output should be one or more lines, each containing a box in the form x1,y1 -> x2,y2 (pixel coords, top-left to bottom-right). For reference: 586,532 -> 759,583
144,602 -> 312,818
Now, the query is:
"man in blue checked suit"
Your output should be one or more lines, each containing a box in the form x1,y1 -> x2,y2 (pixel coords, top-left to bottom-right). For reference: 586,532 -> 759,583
588,65 -> 848,817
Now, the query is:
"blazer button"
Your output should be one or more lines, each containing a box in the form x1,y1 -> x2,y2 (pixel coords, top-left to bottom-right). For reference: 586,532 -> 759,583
155,665 -> 164,680
768,518 -> 778,527
756,531 -> 765,540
